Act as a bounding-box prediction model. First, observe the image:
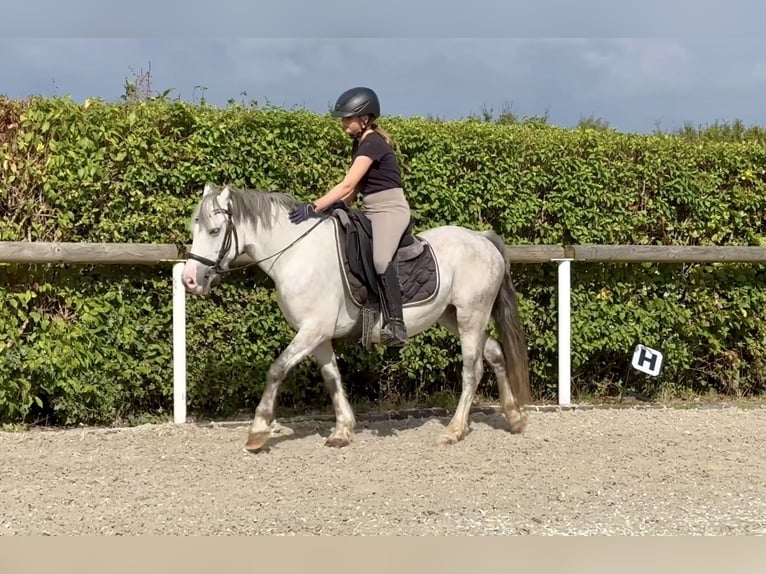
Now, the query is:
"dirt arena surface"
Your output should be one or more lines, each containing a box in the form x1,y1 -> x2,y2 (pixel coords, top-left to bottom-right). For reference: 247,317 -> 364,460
1,405 -> 765,535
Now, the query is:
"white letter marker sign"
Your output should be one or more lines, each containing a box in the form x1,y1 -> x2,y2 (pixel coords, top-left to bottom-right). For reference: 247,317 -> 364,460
631,344 -> 664,377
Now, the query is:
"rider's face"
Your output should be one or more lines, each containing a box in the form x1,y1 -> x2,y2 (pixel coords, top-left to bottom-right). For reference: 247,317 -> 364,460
341,115 -> 369,136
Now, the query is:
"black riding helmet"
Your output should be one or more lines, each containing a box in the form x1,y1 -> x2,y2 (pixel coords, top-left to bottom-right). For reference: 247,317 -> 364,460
331,86 -> 380,119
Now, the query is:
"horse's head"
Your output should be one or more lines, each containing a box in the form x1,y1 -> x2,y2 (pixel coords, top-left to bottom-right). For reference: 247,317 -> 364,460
183,183 -> 240,295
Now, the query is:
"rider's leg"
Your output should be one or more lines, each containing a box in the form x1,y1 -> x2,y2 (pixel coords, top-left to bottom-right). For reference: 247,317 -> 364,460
361,188 -> 411,346
377,258 -> 408,346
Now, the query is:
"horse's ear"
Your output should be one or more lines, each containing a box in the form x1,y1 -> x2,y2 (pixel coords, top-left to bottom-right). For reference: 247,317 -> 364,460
219,184 -> 231,205
203,183 -> 215,196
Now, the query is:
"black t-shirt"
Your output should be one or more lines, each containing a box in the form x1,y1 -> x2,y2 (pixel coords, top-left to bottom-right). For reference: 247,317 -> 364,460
352,131 -> 402,194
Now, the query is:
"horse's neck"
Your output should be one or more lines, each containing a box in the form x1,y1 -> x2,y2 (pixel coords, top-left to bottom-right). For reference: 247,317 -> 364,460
243,213 -> 320,275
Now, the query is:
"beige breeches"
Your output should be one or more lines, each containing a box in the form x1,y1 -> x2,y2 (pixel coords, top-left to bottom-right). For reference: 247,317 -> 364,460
360,187 -> 412,275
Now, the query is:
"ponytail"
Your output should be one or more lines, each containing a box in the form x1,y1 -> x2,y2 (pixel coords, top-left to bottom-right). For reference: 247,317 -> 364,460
370,121 -> 395,149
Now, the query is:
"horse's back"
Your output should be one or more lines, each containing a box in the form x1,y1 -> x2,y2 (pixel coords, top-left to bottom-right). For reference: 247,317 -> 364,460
415,224 -> 506,291
418,225 -> 505,263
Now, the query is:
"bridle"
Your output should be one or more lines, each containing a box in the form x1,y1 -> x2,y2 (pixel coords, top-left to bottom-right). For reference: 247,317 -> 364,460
187,199 -> 325,280
187,205 -> 239,276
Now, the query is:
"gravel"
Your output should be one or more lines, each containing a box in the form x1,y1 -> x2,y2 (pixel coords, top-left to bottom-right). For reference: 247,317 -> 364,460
1,406 -> 765,535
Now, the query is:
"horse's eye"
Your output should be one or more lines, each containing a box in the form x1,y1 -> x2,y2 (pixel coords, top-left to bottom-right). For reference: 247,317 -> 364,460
210,228 -> 221,236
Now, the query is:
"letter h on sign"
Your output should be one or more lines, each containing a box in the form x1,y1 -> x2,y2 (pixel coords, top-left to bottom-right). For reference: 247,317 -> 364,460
631,344 -> 664,377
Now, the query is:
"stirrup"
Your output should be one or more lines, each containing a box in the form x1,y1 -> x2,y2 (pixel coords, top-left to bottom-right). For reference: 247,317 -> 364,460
380,318 -> 408,347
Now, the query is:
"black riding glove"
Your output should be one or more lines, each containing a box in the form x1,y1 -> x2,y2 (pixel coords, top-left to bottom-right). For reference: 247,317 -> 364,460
289,202 -> 320,224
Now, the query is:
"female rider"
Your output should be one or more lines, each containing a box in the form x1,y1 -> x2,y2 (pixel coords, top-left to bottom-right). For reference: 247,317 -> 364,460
288,86 -> 410,347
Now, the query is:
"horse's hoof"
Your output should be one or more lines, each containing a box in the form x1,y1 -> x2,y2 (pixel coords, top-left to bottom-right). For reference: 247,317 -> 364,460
436,431 -> 459,447
325,428 -> 353,448
325,436 -> 351,448
507,411 -> 528,434
244,432 -> 270,452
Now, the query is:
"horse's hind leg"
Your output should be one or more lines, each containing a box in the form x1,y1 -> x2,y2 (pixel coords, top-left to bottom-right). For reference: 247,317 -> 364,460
483,337 -> 527,433
313,340 -> 356,448
438,307 -> 525,434
438,306 -> 485,397
437,306 -> 490,446
245,325 -> 326,452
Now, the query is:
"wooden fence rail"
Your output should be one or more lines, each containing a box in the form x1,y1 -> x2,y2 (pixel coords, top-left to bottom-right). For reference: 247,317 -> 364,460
3,241 -> 766,265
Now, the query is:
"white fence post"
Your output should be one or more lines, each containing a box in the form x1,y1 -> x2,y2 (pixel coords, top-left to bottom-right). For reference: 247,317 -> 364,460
172,262 -> 187,424
555,258 -> 572,406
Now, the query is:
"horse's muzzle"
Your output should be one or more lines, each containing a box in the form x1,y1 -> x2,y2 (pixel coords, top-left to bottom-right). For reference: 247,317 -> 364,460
182,260 -> 218,295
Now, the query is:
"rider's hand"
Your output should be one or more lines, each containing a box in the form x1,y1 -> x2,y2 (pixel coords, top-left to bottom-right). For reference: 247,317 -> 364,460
289,202 -> 320,224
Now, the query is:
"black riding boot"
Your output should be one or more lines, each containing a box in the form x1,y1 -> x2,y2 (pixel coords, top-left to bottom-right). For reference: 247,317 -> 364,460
378,261 -> 408,347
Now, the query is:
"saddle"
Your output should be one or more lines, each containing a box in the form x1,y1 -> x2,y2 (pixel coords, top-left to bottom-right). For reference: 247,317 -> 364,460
327,203 -> 440,348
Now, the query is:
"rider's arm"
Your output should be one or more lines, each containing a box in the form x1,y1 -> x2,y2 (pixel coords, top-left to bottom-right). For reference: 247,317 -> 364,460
313,155 -> 372,211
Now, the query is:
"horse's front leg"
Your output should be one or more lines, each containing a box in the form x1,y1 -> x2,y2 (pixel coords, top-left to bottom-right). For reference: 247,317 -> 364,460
313,340 -> 356,448
245,325 -> 326,452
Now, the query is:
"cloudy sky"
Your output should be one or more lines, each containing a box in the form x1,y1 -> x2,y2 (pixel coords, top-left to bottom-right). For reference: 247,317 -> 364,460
2,0 -> 764,134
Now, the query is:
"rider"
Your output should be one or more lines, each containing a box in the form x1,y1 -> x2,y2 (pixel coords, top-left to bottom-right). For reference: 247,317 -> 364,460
288,86 -> 410,347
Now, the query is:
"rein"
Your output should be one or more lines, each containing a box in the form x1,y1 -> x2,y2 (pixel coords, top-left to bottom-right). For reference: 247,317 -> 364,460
187,204 -> 326,276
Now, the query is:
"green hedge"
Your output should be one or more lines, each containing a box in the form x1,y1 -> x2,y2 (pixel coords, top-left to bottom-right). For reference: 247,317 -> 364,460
2,95 -> 766,426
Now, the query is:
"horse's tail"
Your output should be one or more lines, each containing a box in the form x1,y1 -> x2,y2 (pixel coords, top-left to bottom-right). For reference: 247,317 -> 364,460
481,230 -> 533,408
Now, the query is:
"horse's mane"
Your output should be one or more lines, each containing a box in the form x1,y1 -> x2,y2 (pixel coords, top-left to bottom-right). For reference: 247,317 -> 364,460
193,183 -> 297,232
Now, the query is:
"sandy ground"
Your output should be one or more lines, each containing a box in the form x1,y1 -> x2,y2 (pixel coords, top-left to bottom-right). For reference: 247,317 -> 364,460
1,406 -> 764,535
